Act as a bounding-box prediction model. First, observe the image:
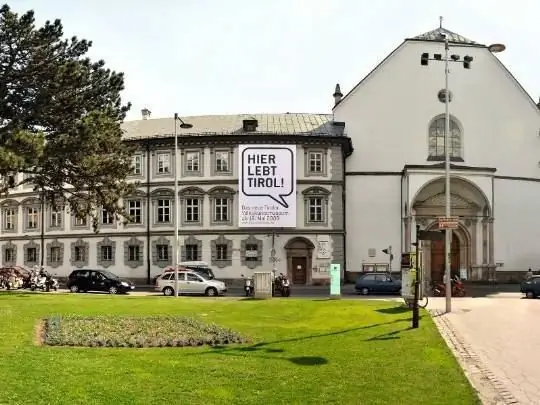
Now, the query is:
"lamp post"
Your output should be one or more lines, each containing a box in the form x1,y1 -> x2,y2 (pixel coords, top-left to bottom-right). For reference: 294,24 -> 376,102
173,113 -> 193,297
420,25 -> 505,312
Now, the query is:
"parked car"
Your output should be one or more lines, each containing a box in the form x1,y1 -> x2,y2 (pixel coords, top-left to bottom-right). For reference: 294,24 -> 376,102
355,272 -> 401,295
151,262 -> 215,284
155,271 -> 226,297
520,275 -> 540,298
67,269 -> 135,294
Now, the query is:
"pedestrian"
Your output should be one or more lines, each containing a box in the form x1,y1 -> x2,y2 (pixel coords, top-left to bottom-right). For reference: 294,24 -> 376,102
525,268 -> 533,280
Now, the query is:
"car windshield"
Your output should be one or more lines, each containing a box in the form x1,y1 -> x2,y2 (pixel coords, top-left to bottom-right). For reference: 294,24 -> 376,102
100,271 -> 120,280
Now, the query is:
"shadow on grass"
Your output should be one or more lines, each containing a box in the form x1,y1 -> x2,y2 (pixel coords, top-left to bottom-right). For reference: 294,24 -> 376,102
375,306 -> 411,315
364,326 -> 413,341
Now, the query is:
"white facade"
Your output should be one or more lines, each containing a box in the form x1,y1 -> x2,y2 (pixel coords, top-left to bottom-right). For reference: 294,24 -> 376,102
336,27 -> 540,280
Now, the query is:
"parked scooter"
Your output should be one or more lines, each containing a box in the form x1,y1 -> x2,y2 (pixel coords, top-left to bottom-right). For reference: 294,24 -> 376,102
241,274 -> 254,297
272,273 -> 291,297
30,268 -> 58,292
432,275 -> 466,297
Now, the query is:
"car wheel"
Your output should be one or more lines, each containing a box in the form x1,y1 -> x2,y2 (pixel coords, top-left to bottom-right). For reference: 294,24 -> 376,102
360,287 -> 369,295
108,286 -> 118,295
205,287 -> 218,297
69,285 -> 79,293
526,291 -> 536,299
163,287 -> 174,296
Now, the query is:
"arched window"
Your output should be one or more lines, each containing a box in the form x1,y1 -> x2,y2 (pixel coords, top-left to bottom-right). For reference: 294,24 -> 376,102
428,116 -> 463,161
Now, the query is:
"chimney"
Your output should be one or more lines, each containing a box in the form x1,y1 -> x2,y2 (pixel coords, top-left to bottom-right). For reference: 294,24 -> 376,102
141,108 -> 151,120
333,84 -> 343,106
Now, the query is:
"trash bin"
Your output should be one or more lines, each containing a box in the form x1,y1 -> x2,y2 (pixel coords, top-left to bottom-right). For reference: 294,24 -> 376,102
253,271 -> 272,299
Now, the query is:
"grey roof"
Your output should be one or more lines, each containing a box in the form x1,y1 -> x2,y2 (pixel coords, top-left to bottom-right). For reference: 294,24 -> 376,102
121,113 -> 341,140
411,27 -> 479,45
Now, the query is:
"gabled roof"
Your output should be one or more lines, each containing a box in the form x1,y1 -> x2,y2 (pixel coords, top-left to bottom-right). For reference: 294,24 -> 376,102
410,27 -> 480,45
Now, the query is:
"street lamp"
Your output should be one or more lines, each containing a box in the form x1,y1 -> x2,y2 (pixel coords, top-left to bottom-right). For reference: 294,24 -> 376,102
420,33 -> 505,313
173,113 -> 193,298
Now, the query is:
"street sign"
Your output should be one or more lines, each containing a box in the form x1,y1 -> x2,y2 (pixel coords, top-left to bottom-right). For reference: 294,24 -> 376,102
438,216 -> 459,229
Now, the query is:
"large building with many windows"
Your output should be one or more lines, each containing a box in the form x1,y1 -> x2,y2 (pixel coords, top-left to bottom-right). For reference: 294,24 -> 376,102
0,111 -> 351,284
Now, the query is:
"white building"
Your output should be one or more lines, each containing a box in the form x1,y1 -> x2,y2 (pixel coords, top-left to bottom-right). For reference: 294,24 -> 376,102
0,113 -> 351,285
335,26 -> 540,282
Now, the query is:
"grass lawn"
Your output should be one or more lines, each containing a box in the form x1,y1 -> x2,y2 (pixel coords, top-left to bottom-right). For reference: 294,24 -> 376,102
0,293 -> 479,405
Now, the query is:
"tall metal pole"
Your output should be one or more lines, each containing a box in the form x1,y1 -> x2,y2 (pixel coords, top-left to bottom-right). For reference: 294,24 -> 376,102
444,37 -> 452,313
173,114 -> 180,297
412,225 -> 420,328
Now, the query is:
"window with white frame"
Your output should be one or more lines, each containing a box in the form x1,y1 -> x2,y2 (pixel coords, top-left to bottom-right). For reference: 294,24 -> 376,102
26,207 -> 39,229
128,200 -> 142,224
307,197 -> 324,223
50,246 -> 61,263
50,208 -> 62,228
214,198 -> 229,222
185,244 -> 198,261
185,198 -> 199,222
215,151 -> 230,173
4,208 -> 15,230
216,244 -> 228,260
74,216 -> 87,226
74,246 -> 86,262
308,151 -> 324,174
131,155 -> 142,175
157,244 -> 169,261
101,245 -> 112,261
128,245 -> 141,261
101,208 -> 114,225
5,248 -> 15,262
156,199 -> 171,223
157,153 -> 171,174
428,116 -> 463,160
185,151 -> 200,172
26,247 -> 37,262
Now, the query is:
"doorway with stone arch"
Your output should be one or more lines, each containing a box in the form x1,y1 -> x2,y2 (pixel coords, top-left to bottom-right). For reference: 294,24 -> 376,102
284,237 -> 315,285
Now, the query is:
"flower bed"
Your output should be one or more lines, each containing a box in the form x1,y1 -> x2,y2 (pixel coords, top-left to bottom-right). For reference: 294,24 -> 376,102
42,315 -> 249,348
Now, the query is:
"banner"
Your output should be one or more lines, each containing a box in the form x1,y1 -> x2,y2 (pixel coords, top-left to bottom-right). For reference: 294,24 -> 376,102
238,145 -> 296,228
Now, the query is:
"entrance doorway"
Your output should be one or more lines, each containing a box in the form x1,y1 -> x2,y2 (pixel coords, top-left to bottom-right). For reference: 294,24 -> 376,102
430,232 -> 460,282
291,257 -> 307,284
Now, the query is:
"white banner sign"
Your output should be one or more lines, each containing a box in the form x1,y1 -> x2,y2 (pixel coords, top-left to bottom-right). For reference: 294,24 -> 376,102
238,145 -> 296,228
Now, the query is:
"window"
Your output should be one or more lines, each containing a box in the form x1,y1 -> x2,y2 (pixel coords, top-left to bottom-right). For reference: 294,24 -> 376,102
50,247 -> 61,263
245,243 -> 258,261
308,197 -> 324,222
214,198 -> 229,222
157,244 -> 169,261
26,247 -> 37,262
185,244 -> 198,261
101,209 -> 114,225
428,116 -> 462,160
215,151 -> 230,173
308,151 -> 323,173
128,245 -> 141,261
74,216 -> 87,226
50,209 -> 62,228
157,199 -> 171,223
74,246 -> 86,262
4,208 -> 15,230
216,244 -> 228,260
185,151 -> 200,172
101,246 -> 112,261
128,200 -> 142,224
185,198 -> 199,222
131,155 -> 142,175
26,207 -> 39,229
5,248 -> 14,262
362,274 -> 376,281
187,273 -> 202,282
157,153 -> 170,174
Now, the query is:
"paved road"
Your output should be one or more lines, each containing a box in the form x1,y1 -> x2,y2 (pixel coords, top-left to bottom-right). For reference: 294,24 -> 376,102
429,294 -> 540,405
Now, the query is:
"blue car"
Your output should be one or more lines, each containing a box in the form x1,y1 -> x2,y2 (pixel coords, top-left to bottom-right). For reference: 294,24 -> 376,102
355,272 -> 401,295
520,275 -> 540,299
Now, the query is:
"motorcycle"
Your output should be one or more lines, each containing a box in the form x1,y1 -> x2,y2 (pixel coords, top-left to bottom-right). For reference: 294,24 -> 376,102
241,274 -> 254,297
30,269 -> 58,292
432,276 -> 466,297
272,273 -> 291,297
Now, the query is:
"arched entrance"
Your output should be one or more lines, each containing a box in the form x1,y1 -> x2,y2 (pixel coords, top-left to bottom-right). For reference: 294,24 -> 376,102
284,237 -> 315,285
430,232 -> 460,282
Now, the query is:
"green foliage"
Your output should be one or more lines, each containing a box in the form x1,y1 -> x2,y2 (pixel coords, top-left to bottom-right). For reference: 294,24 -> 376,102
43,315 -> 249,348
0,5 -> 136,230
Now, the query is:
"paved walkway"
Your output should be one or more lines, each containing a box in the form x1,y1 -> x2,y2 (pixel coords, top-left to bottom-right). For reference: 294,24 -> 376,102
428,294 -> 540,404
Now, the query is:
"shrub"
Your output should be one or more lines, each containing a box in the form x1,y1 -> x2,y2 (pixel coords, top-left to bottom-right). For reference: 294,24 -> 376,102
42,315 -> 249,348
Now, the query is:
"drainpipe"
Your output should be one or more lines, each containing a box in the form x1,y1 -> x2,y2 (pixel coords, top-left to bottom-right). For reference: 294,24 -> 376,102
40,187 -> 45,267
146,141 -> 151,284
341,145 -> 347,283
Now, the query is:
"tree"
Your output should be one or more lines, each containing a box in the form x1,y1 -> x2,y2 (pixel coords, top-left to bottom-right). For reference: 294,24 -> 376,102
0,4 -> 136,230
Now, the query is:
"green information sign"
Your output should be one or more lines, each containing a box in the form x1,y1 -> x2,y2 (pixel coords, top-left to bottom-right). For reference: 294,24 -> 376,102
330,263 -> 341,296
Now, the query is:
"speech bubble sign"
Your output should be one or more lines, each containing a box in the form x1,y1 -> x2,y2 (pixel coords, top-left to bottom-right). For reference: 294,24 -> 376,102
241,146 -> 294,208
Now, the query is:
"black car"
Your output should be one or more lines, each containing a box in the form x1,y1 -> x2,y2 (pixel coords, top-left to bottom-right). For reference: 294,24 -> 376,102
355,272 -> 401,295
67,269 -> 135,294
520,275 -> 540,298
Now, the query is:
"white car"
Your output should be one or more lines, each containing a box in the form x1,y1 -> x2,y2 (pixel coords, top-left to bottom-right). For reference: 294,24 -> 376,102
155,271 -> 227,297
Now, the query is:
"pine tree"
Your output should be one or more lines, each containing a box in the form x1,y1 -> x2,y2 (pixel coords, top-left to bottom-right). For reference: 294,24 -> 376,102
0,4 -> 136,230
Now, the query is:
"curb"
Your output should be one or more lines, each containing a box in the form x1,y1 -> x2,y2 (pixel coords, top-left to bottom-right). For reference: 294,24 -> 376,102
430,310 -> 520,405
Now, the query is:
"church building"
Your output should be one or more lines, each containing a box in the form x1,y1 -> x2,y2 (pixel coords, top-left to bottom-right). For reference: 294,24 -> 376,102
336,25 -> 540,283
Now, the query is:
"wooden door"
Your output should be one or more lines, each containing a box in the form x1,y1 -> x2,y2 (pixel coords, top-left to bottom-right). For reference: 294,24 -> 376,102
291,257 -> 307,284
430,233 -> 460,282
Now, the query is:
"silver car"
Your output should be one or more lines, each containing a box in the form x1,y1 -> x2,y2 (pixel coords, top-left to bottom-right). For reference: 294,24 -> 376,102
155,271 -> 227,297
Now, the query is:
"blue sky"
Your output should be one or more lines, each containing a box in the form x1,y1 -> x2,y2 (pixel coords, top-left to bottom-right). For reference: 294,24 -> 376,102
10,0 -> 540,121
